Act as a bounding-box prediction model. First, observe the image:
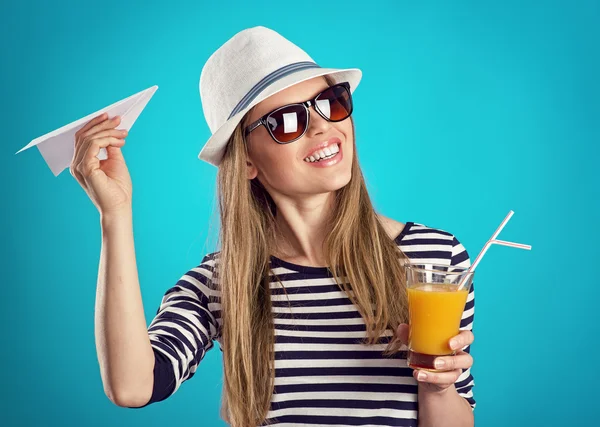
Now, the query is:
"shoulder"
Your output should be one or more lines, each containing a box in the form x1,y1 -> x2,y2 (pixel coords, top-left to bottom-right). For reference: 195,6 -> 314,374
172,251 -> 221,296
377,214 -> 458,244
394,220 -> 471,266
199,251 -> 220,270
377,214 -> 406,240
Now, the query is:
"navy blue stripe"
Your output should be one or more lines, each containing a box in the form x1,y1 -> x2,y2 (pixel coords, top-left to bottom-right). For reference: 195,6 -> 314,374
274,382 -> 418,395
404,250 -> 451,259
275,350 -> 407,360
274,323 -> 366,332
401,238 -> 454,246
271,284 -> 349,295
271,296 -> 353,308
186,267 -> 215,282
265,415 -> 416,426
275,366 -> 415,378
451,249 -> 469,265
275,378 -> 418,394
455,375 -> 475,390
270,270 -> 339,281
148,324 -> 195,358
164,282 -> 208,302
168,294 -> 209,311
460,314 -> 474,328
228,61 -> 321,119
274,310 -> 362,320
275,335 -> 393,345
463,397 -> 476,406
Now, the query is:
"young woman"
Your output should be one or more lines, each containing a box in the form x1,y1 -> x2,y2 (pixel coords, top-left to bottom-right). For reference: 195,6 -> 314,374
75,26 -> 475,426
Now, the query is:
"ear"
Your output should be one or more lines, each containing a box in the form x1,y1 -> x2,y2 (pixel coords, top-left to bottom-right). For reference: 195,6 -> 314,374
246,158 -> 258,180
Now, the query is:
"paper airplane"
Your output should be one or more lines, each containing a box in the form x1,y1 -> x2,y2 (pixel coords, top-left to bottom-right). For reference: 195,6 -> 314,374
16,85 -> 158,176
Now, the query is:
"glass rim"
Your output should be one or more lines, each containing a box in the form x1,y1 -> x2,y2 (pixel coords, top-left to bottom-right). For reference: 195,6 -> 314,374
405,262 -> 474,276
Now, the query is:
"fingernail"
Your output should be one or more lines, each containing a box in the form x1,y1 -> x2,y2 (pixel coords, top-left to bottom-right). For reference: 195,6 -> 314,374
417,371 -> 427,381
434,358 -> 445,369
449,339 -> 458,349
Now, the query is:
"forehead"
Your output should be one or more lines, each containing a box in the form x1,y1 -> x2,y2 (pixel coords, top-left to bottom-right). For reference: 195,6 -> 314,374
248,75 -> 329,122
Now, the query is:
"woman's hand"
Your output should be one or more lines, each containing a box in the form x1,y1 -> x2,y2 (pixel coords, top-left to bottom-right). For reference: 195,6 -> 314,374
395,324 -> 474,394
70,112 -> 133,216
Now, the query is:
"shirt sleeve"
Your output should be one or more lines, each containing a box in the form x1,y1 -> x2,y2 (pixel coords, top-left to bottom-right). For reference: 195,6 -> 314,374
450,235 -> 476,410
127,253 -> 221,408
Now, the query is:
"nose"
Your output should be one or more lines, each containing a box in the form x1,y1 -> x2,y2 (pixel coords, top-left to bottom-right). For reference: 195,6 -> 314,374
305,105 -> 332,137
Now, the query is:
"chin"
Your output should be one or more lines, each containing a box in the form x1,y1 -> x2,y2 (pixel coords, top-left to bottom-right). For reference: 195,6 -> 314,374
327,170 -> 352,192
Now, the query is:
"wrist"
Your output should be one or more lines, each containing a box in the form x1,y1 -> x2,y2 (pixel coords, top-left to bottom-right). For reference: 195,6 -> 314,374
418,382 -> 457,399
100,207 -> 132,230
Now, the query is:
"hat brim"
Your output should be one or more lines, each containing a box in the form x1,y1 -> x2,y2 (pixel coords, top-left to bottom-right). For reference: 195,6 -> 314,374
198,67 -> 362,167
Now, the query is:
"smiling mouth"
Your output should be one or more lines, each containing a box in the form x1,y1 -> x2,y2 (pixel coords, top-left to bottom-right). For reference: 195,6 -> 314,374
303,143 -> 342,163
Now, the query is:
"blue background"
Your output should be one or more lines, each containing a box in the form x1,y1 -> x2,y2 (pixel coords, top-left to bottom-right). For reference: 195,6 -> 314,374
2,0 -> 598,426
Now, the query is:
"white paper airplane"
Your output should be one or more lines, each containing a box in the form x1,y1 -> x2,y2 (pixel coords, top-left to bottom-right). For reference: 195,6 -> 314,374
16,85 -> 158,176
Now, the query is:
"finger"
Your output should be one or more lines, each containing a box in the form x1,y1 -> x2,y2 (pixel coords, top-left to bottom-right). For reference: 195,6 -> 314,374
433,352 -> 473,371
89,128 -> 128,141
449,329 -> 474,351
394,323 -> 409,346
77,136 -> 126,178
104,145 -> 125,162
80,115 -> 122,143
70,160 -> 84,185
73,126 -> 127,168
72,113 -> 111,178
74,115 -> 120,154
75,112 -> 108,138
414,368 -> 462,385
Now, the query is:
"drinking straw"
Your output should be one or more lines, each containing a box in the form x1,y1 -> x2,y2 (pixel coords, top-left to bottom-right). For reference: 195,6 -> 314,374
457,210 -> 532,290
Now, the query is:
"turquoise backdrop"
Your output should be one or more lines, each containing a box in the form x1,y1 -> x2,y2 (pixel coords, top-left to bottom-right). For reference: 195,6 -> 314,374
2,0 -> 598,426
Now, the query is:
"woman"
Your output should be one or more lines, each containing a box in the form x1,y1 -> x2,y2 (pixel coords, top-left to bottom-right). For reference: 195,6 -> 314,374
75,26 -> 475,426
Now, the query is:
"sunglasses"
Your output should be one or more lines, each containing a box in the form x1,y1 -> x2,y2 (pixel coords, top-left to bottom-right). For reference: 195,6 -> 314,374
244,81 -> 353,144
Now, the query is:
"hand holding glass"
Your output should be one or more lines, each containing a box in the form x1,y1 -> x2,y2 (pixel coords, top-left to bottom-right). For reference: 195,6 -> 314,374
406,263 -> 474,371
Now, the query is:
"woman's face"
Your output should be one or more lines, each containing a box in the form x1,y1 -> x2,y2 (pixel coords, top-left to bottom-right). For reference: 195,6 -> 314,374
245,76 -> 354,198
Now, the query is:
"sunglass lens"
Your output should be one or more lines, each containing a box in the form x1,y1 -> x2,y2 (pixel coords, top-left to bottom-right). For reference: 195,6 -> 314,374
267,104 -> 308,143
315,84 -> 353,121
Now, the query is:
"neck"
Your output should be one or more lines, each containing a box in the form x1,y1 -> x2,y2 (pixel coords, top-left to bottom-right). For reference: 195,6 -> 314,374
272,192 -> 336,266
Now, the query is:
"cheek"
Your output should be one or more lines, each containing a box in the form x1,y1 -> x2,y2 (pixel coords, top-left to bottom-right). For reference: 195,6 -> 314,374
257,147 -> 298,183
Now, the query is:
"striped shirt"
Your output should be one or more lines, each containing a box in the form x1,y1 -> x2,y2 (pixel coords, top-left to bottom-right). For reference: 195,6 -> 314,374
130,221 -> 476,426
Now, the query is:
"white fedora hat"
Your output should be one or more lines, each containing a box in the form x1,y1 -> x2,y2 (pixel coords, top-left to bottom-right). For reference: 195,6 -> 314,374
198,25 -> 362,167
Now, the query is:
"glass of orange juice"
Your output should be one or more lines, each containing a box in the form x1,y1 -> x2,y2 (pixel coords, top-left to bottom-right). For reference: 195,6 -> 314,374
405,263 -> 474,371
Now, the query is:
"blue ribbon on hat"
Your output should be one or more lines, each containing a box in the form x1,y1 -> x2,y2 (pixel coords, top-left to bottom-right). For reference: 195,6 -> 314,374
227,61 -> 321,120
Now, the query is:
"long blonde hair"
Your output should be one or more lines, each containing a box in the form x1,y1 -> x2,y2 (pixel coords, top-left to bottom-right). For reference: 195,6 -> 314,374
211,75 -> 410,426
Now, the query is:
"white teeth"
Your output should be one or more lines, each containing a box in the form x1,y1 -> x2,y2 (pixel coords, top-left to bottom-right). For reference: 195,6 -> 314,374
304,144 -> 340,163
304,144 -> 340,162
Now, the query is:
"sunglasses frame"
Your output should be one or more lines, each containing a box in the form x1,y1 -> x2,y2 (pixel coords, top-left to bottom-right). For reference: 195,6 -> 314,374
244,81 -> 353,144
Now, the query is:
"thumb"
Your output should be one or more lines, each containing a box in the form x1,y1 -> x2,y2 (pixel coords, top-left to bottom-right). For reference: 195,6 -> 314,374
394,323 -> 409,346
106,145 -> 124,161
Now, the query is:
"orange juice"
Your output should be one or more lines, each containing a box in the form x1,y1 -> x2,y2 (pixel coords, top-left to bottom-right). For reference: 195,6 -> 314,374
408,284 -> 469,356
